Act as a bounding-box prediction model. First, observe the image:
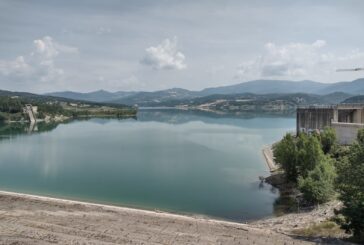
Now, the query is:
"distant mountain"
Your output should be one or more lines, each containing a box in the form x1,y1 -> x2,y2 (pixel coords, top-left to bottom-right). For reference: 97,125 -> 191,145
199,78 -> 364,96
189,92 -> 352,106
46,90 -> 137,102
122,92 -> 352,107
45,78 -> 364,106
342,95 -> 364,104
199,80 -> 328,95
0,89 -> 132,109
109,88 -> 198,105
318,78 -> 364,94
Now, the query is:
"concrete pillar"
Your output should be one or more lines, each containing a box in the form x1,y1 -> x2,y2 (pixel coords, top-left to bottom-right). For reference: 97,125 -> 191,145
333,109 -> 338,123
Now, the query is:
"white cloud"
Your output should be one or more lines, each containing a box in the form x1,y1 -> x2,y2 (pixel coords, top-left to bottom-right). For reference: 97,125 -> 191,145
97,26 -> 112,35
141,37 -> 186,70
235,40 -> 364,81
0,36 -> 78,84
33,36 -> 59,59
0,56 -> 29,76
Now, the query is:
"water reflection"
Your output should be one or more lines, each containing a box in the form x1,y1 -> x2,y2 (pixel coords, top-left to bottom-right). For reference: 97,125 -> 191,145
0,109 -> 294,138
0,122 -> 60,138
0,109 -> 295,221
137,108 -> 295,126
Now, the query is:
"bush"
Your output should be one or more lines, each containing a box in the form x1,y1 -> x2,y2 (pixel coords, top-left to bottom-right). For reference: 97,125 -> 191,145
298,156 -> 336,204
336,129 -> 364,241
274,133 -> 331,183
357,128 -> 364,145
320,127 -> 337,154
297,134 -> 325,178
273,133 -> 299,182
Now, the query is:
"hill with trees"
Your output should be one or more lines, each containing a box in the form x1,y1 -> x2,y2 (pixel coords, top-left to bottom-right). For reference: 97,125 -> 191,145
0,89 -> 136,122
46,78 -> 364,107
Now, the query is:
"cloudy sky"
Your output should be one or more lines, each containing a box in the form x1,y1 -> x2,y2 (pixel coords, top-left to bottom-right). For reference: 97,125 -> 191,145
0,0 -> 364,93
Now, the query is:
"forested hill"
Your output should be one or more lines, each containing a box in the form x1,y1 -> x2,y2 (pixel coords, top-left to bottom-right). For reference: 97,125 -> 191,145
0,89 -> 136,122
46,78 -> 364,106
111,92 -> 353,109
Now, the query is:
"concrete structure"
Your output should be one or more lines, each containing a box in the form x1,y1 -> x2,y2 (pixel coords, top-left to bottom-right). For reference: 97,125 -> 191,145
297,104 -> 364,145
23,104 -> 37,123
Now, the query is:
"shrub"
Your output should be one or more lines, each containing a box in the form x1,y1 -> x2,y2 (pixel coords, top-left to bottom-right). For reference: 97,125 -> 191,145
320,127 -> 337,154
298,156 -> 336,204
273,133 -> 298,182
336,129 -> 364,241
297,134 -> 325,178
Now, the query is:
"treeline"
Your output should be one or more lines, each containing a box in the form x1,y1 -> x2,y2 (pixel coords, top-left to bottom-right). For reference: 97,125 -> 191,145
274,128 -> 364,242
0,96 -> 69,121
0,97 -> 23,113
0,95 -> 137,122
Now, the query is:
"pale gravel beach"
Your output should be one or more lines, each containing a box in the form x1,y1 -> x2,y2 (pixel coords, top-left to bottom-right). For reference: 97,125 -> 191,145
0,190 -> 320,245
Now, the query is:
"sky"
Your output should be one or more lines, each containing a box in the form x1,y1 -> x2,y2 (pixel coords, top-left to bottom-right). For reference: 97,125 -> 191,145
0,0 -> 364,93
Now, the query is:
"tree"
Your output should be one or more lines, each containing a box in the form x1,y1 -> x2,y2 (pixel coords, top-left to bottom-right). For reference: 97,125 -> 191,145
298,156 -> 336,204
320,127 -> 337,154
336,128 -> 364,241
357,128 -> 364,145
0,113 -> 6,122
273,133 -> 298,182
297,134 -> 325,178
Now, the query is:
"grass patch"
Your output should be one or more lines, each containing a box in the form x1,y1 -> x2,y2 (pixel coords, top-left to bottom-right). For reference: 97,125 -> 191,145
292,221 -> 343,238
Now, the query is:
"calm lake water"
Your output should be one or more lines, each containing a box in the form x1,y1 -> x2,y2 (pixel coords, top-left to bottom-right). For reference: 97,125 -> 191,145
0,109 -> 295,222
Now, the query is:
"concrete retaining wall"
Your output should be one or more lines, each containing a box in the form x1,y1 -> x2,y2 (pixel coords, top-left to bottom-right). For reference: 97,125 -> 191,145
332,122 -> 364,145
296,107 -> 334,134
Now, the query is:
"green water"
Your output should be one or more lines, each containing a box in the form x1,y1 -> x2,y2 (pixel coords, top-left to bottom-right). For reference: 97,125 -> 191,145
0,109 -> 295,222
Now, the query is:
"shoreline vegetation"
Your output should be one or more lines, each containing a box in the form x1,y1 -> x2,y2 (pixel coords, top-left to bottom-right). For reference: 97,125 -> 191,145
262,128 -> 364,243
0,94 -> 137,124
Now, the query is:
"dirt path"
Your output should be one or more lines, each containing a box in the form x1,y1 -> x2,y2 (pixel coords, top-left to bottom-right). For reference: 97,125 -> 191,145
0,191 -> 317,245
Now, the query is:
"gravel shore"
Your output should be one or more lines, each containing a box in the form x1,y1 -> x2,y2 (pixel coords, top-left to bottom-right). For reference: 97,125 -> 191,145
0,190 -> 318,245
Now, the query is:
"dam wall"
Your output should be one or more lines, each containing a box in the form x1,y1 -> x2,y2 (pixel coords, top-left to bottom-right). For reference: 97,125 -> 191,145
296,107 -> 335,134
332,122 -> 364,145
296,104 -> 364,145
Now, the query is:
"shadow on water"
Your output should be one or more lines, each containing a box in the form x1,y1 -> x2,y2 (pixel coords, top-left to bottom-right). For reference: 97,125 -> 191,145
257,178 -> 299,217
272,195 -> 299,216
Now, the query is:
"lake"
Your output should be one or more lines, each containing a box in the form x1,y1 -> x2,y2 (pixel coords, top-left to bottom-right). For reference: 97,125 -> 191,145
0,109 -> 295,222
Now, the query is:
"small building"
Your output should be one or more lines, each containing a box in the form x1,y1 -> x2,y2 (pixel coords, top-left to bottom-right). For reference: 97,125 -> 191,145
297,104 -> 364,145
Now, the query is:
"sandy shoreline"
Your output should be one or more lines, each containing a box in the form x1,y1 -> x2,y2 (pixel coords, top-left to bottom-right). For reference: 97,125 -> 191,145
0,190 -> 320,244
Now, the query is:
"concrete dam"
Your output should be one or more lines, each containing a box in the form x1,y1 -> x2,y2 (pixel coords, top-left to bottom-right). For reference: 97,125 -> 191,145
296,104 -> 364,145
